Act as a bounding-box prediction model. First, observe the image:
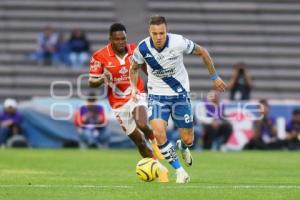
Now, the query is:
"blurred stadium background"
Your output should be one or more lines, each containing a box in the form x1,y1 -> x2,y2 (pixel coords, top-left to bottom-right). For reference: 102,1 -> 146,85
0,0 -> 300,148
1,1 -> 300,199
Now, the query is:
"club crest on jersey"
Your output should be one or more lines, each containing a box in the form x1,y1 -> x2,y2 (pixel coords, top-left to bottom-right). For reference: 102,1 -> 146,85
155,54 -> 165,61
119,66 -> 128,75
169,50 -> 176,57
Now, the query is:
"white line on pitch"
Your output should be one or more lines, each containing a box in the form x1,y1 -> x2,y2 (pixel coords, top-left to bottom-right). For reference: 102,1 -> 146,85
0,185 -> 299,189
166,185 -> 300,189
0,184 -> 132,189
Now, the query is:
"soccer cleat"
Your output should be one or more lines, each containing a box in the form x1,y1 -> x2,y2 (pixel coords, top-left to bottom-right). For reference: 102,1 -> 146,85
176,168 -> 190,183
158,166 -> 169,183
157,161 -> 169,183
176,140 -> 193,167
151,140 -> 165,160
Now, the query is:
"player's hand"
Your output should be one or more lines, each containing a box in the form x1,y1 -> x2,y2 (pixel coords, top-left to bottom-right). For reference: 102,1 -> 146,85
88,76 -> 106,88
131,87 -> 139,102
212,77 -> 226,92
103,72 -> 111,83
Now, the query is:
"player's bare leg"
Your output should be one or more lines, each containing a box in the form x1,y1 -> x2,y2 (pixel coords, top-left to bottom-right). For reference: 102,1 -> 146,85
128,128 -> 153,158
133,106 -> 164,160
150,119 -> 189,183
177,128 -> 194,167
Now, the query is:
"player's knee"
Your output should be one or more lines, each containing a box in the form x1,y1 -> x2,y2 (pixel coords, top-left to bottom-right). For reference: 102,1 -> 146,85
181,134 -> 194,146
154,131 -> 167,145
152,126 -> 165,135
136,121 -> 149,132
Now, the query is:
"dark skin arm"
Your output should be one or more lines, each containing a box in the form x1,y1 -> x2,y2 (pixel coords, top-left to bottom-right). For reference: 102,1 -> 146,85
88,70 -> 111,88
141,63 -> 148,75
130,61 -> 144,101
88,76 -> 106,88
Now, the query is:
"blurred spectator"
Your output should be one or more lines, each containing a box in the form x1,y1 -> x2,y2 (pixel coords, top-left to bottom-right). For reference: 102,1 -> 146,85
228,62 -> 253,101
0,98 -> 26,148
244,99 -> 282,150
32,25 -> 58,65
53,33 -> 70,66
199,90 -> 232,150
191,112 -> 203,150
68,29 -> 90,69
74,92 -> 109,148
285,109 -> 300,150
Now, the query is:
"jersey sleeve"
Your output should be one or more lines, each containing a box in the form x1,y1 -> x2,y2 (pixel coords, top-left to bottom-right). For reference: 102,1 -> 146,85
89,55 -> 103,78
179,36 -> 195,54
132,47 -> 145,65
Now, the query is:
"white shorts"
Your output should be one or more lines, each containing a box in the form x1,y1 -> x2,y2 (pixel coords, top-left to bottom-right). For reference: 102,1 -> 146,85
112,93 -> 147,135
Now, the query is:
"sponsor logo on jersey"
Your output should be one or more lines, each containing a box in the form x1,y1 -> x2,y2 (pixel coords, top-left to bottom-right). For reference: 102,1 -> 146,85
106,61 -> 116,68
113,76 -> 129,82
145,53 -> 152,58
152,68 -> 176,78
177,87 -> 183,93
119,66 -> 128,75
167,50 -> 179,61
168,56 -> 179,61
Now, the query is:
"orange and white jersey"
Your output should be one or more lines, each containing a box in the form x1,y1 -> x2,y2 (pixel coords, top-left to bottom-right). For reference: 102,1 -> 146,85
89,43 -> 145,109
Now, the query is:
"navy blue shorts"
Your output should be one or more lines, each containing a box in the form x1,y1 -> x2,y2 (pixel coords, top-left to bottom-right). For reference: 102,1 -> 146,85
148,94 -> 193,128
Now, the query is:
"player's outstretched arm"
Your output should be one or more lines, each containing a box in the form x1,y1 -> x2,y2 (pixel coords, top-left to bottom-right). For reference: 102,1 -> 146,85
192,44 -> 226,92
129,61 -> 142,100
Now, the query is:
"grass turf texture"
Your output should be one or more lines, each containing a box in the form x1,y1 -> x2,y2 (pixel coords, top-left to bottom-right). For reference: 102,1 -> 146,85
0,149 -> 299,200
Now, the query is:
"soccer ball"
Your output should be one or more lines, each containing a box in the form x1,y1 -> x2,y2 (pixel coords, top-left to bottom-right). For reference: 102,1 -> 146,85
136,157 -> 160,182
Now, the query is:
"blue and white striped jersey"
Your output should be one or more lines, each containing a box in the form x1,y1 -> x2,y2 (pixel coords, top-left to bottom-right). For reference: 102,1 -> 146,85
133,33 -> 195,96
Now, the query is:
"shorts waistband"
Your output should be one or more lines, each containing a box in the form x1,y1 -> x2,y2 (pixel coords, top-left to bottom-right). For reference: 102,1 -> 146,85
148,93 -> 190,99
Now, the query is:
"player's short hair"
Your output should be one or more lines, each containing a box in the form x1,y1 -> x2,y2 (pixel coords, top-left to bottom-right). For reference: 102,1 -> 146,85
149,15 -> 167,26
109,23 -> 126,35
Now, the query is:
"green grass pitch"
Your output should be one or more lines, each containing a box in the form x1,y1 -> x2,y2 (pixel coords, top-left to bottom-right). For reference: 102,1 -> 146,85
0,149 -> 299,200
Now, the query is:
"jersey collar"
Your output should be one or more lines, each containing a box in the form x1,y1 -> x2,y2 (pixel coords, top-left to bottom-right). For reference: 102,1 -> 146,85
107,43 -> 133,57
150,34 -> 169,53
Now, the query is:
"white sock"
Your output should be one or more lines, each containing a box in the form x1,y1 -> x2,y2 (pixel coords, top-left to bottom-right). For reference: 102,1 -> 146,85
176,167 -> 184,172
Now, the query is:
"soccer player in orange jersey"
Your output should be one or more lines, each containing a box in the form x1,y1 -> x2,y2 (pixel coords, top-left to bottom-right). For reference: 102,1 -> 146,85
88,23 -> 168,182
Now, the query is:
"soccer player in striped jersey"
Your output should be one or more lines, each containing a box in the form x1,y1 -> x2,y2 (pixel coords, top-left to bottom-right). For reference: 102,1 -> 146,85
130,16 -> 226,183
